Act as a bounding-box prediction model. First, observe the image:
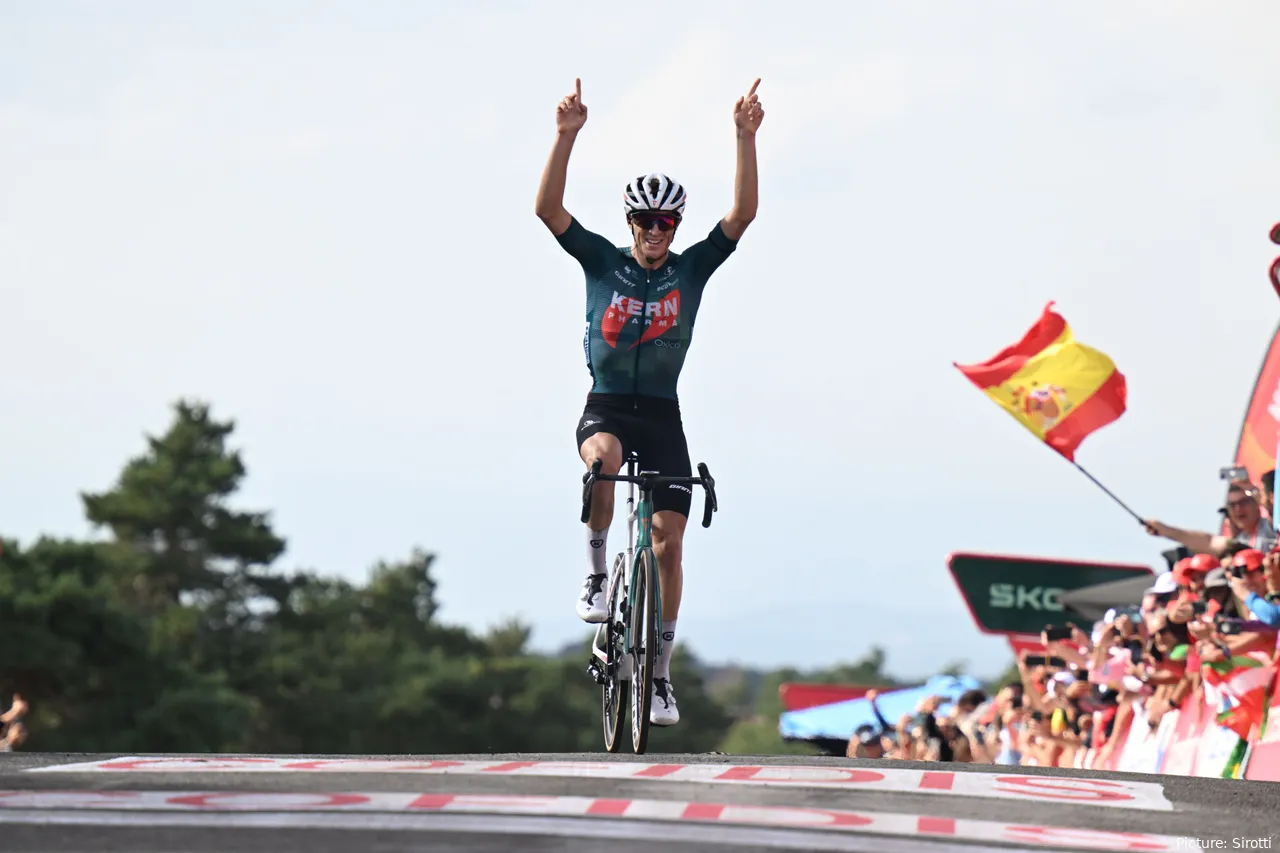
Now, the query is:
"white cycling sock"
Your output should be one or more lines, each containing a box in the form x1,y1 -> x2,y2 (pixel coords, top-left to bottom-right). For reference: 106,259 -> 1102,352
655,619 -> 677,679
586,525 -> 608,576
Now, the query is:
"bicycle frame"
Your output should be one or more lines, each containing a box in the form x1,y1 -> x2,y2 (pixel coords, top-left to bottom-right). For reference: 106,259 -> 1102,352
620,455 -> 663,658
594,453 -> 663,664
585,455 -> 717,676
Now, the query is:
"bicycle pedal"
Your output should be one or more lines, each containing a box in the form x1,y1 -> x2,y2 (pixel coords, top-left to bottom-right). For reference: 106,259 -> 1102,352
586,659 -> 606,685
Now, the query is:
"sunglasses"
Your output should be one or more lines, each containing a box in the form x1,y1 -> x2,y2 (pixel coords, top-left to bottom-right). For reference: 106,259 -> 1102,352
1230,565 -> 1264,578
630,213 -> 679,232
1227,497 -> 1256,510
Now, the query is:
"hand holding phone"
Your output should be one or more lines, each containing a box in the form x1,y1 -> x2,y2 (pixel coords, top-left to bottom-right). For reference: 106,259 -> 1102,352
1217,617 -> 1245,635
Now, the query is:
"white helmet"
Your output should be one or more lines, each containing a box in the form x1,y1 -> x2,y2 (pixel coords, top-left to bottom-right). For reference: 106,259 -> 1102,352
623,172 -> 687,217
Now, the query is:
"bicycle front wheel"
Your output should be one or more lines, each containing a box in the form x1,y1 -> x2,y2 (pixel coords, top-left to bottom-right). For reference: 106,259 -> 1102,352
602,552 -> 628,754
629,546 -> 659,754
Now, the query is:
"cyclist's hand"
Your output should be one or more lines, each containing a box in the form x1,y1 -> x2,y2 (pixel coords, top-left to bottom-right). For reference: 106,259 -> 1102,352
556,78 -> 588,133
733,78 -> 764,134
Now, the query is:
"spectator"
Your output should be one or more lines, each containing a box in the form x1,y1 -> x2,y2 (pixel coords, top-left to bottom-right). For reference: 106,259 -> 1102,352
1232,548 -> 1280,627
1141,572 -> 1179,632
0,693 -> 27,753
845,689 -> 893,759
1144,480 -> 1277,555
1261,469 -> 1275,518
1202,568 -> 1240,618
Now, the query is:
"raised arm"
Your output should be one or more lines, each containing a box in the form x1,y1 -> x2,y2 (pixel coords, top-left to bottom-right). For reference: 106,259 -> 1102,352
1142,519 -> 1224,556
535,78 -> 587,237
721,78 -> 763,242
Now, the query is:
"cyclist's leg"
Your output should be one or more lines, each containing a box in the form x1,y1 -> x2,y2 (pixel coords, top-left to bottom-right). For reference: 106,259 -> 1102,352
575,408 -> 626,623
632,402 -> 693,726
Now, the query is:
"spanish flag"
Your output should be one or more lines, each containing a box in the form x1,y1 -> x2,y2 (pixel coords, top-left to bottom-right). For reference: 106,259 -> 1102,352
954,302 -> 1127,461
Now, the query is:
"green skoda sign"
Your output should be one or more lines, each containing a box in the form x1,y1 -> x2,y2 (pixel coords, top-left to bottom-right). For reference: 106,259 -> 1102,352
946,552 -> 1155,636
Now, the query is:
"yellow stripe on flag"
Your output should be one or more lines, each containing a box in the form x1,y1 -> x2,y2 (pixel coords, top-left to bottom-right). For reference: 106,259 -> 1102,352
981,329 -> 1117,441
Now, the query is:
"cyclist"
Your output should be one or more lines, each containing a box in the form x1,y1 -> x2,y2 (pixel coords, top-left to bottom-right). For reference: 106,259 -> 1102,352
535,77 -> 763,726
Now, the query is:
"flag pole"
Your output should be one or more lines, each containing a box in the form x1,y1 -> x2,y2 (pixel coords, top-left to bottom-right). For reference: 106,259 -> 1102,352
1071,461 -> 1145,525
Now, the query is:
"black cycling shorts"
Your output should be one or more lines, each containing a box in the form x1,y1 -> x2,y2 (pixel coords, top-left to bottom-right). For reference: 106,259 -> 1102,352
574,393 -> 693,517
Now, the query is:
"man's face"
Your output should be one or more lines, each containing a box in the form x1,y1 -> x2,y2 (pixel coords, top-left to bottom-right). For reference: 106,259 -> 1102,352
1227,487 -> 1261,531
1239,565 -> 1268,595
629,212 -> 678,261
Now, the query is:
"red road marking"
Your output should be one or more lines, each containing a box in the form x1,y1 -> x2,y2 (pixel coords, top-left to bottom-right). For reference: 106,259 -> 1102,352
166,793 -> 369,809
478,762 -> 537,773
917,816 -> 957,835
992,776 -> 1135,802
918,772 -> 955,790
633,764 -> 683,778
406,794 -> 455,809
585,799 -> 630,815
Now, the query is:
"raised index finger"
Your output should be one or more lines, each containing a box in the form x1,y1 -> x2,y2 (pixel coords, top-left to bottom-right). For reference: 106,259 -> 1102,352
746,77 -> 760,97
575,78 -> 582,101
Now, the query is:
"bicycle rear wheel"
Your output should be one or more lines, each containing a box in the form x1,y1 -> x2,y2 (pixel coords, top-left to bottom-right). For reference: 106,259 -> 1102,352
602,553 -> 628,753
629,546 -> 659,754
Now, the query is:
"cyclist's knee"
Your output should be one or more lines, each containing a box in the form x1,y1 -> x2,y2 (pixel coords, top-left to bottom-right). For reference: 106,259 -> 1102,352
651,511 -> 686,560
580,433 -> 623,473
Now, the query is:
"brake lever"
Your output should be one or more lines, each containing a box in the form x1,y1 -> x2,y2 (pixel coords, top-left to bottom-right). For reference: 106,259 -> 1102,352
697,462 -> 717,528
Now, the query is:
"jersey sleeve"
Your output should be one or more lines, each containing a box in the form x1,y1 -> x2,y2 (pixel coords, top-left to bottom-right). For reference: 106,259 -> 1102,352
555,217 -> 617,280
680,219 -> 740,286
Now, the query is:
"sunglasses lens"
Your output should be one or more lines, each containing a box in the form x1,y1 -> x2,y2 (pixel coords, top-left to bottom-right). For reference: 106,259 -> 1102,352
634,214 -> 676,231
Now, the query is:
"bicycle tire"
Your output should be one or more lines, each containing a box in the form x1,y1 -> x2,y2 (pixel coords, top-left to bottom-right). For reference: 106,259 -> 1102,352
602,552 -> 627,753
630,546 -> 658,754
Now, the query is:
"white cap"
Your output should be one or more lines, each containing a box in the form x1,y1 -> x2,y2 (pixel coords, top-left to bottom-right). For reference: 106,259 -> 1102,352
1145,572 -> 1178,595
1046,671 -> 1076,697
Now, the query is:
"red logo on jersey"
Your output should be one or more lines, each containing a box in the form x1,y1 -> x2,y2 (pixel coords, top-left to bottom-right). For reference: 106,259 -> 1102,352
601,290 -> 681,349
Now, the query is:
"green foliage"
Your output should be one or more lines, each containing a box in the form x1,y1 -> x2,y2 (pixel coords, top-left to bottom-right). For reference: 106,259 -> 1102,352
0,398 -> 919,756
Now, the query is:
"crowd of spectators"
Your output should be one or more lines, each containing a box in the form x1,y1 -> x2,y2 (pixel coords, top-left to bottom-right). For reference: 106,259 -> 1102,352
848,471 -> 1280,767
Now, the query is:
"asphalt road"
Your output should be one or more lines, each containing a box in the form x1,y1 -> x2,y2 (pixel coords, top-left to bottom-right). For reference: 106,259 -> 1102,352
1,751 -> 1277,852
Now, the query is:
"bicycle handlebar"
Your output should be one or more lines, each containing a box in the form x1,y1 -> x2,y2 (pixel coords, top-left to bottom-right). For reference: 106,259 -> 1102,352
580,458 -> 719,529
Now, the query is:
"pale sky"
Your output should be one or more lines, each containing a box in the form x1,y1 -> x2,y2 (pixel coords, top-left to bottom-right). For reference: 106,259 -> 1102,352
4,1 -> 1280,681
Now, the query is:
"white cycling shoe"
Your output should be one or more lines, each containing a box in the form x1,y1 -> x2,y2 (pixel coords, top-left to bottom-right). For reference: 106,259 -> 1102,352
651,678 -> 679,726
576,572 -> 609,623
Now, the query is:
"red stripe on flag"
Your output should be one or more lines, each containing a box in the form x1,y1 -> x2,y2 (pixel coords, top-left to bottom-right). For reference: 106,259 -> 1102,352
954,302 -> 1067,388
1043,368 -> 1127,460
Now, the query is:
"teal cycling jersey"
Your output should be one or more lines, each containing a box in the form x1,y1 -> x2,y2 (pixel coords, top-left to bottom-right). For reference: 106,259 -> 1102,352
556,217 -> 738,400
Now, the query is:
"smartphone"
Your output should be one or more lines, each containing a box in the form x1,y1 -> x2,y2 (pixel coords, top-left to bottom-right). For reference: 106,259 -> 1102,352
1024,655 -> 1068,669
1190,600 -> 1208,616
1128,642 -> 1145,665
1043,625 -> 1074,642
1220,465 -> 1250,482
1217,618 -> 1245,635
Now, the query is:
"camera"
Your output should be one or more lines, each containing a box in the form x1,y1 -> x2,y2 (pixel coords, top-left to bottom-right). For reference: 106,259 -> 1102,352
1190,600 -> 1208,616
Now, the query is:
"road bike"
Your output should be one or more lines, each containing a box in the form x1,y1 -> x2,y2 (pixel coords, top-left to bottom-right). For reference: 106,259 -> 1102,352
582,452 -> 717,754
